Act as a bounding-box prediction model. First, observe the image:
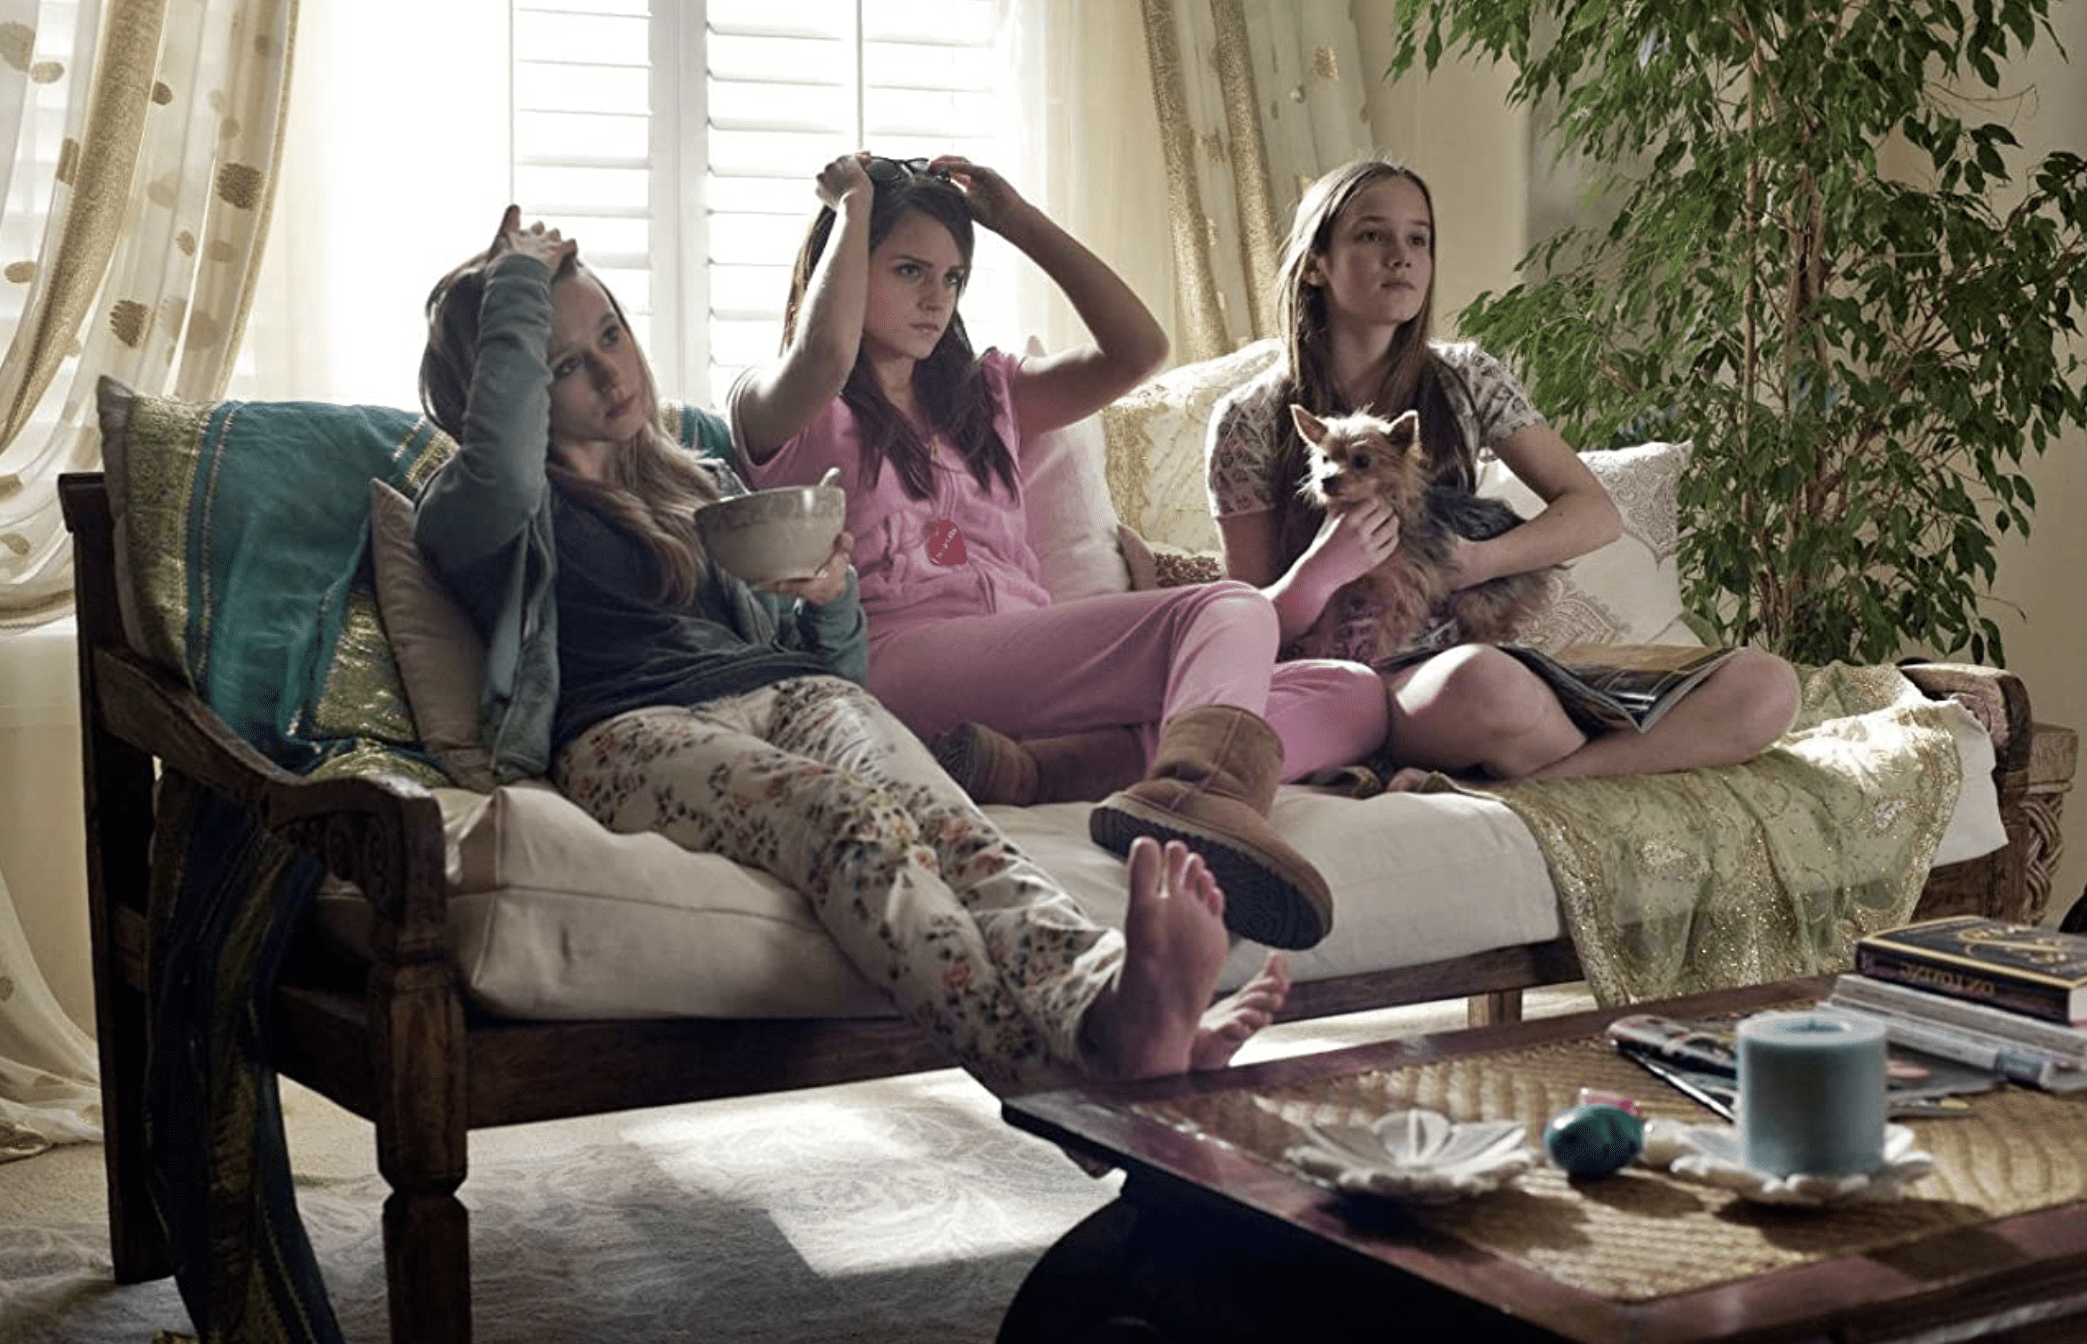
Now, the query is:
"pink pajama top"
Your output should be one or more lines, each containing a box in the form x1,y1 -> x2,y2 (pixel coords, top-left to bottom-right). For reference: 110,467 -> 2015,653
731,351 -> 1056,644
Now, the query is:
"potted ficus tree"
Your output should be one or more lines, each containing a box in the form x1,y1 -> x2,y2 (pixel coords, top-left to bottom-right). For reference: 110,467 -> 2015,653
1390,0 -> 2087,665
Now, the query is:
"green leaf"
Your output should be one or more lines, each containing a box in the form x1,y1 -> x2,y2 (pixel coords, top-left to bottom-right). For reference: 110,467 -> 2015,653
1408,0 -> 2086,665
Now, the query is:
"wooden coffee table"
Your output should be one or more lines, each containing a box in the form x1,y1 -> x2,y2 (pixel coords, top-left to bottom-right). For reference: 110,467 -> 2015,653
999,978 -> 2087,1343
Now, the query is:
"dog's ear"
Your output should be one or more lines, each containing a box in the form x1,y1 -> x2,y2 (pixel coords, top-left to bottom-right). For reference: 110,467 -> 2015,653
1387,408 -> 1422,455
1290,404 -> 1330,446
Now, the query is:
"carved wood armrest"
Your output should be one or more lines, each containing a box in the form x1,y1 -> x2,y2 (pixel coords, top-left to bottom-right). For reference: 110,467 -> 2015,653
91,646 -> 449,960
1896,660 -> 2032,794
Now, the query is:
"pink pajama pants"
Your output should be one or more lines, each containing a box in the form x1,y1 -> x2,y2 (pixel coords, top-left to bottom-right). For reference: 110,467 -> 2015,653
866,581 -> 1388,781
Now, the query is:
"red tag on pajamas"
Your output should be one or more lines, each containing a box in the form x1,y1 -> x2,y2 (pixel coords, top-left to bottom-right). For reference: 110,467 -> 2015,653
925,518 -> 968,566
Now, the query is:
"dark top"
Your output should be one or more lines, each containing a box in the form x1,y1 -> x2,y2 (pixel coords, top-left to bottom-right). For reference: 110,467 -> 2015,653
415,250 -> 867,776
549,486 -> 845,748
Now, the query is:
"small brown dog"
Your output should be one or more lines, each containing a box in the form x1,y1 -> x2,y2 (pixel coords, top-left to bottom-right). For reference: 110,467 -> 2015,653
1290,404 -> 1556,661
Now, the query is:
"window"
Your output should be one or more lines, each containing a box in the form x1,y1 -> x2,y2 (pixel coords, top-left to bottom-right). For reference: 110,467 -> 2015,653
511,0 -> 1021,409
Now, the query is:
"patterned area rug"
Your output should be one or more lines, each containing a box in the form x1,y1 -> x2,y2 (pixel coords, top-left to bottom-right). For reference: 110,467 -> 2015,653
0,993 -> 1570,1342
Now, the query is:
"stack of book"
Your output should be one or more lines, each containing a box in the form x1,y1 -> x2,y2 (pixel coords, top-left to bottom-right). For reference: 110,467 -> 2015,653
1827,915 -> 2087,1092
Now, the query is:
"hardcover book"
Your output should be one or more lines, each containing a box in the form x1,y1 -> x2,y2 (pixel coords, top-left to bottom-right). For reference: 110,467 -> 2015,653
1494,643 -> 1741,735
1853,916 -> 2087,1026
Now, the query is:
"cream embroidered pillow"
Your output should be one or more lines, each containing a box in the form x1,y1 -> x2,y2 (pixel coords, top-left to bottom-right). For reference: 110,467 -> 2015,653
1476,440 -> 1699,650
1099,339 -> 1283,554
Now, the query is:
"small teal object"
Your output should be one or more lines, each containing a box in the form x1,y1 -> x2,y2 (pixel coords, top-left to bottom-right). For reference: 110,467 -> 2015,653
1543,1103 -> 1646,1179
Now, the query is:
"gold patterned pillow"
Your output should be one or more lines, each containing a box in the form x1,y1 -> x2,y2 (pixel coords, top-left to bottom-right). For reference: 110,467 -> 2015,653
1099,339 -> 1283,554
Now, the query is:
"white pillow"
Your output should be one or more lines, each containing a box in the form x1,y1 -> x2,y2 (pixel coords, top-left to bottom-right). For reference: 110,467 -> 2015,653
1476,440 -> 1698,650
313,780 -> 895,1020
1021,412 -> 1132,602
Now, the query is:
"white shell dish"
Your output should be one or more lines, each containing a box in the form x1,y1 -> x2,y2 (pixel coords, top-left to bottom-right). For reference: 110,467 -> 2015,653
1283,1108 -> 1537,1203
1638,1118 -> 1936,1206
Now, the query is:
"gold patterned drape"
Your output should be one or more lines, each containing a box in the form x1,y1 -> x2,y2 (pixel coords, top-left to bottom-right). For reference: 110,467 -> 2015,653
1136,0 -> 1374,361
0,0 -> 297,628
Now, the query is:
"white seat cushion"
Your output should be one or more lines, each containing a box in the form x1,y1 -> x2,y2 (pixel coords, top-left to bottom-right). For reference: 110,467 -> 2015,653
313,715 -> 2004,1023
316,778 -> 1562,1021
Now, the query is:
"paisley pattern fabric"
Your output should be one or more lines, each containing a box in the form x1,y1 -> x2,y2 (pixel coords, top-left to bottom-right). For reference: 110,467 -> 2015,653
1452,663 -> 1965,1006
556,676 -> 1120,1096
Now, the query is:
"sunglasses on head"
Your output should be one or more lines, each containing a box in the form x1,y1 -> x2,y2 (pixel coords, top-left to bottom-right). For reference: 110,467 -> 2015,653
864,155 -> 949,185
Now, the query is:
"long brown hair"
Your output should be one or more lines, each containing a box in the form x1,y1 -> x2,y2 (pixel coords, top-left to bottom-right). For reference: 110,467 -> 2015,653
780,169 -> 1017,501
421,250 -> 719,606
1267,158 -> 1472,564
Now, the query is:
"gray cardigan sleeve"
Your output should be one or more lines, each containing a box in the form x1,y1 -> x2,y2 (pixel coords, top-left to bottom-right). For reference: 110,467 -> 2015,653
415,253 -> 556,578
412,253 -> 563,781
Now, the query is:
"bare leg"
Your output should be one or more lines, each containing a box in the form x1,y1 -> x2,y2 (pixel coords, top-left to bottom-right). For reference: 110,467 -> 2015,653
1526,649 -> 1800,780
1082,838 -> 1241,1079
1384,646 -> 1586,779
1384,645 -> 1799,784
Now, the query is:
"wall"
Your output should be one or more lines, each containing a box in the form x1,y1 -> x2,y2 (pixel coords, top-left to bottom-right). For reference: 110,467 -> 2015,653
0,622 -> 90,1032
1988,1 -> 2087,921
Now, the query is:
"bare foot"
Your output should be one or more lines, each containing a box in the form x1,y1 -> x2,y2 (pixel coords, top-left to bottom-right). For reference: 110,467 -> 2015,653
1084,836 -> 1235,1080
1190,951 -> 1290,1070
1381,765 -> 1435,793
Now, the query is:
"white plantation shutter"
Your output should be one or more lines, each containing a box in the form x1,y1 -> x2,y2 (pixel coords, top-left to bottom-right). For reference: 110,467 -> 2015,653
512,0 -> 1019,410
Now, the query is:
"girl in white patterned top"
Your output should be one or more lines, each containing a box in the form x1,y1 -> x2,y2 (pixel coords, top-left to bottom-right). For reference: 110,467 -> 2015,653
1208,158 -> 1799,785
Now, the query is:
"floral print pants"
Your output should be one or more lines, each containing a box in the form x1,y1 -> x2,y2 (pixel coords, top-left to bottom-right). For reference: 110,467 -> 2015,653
555,676 -> 1122,1095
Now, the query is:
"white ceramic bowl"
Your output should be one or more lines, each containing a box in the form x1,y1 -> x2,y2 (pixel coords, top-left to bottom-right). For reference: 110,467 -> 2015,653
694,485 -> 846,586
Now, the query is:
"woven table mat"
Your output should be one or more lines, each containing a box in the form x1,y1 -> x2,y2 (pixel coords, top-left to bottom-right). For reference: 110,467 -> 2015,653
1139,1033 -> 2087,1303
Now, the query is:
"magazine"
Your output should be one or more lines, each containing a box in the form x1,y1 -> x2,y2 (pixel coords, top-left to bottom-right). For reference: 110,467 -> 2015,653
1496,643 -> 1742,735
1604,1012 -> 1998,1114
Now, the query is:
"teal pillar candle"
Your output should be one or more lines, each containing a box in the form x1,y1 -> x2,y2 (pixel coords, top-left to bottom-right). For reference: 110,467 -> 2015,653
1737,1010 -> 1888,1177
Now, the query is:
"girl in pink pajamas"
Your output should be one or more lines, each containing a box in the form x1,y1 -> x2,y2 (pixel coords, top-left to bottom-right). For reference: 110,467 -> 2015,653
731,152 -> 1388,950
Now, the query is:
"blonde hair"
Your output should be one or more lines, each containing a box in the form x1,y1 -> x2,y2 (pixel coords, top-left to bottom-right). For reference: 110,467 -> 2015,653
422,251 -> 720,605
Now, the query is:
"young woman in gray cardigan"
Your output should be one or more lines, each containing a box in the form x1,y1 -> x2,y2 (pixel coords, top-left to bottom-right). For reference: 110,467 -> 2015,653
411,207 -> 1289,1095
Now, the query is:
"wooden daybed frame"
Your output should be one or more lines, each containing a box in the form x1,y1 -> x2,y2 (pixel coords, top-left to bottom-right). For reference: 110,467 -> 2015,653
59,469 -> 2066,1343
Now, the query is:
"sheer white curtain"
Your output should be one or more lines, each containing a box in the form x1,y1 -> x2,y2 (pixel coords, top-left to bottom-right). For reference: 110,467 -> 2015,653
238,0 -> 508,408
0,867 -> 98,1160
0,0 -> 296,1158
0,0 -> 296,627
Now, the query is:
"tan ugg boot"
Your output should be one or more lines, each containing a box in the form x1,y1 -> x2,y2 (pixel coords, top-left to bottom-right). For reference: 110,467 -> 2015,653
933,722 -> 1147,806
1087,704 -> 1333,949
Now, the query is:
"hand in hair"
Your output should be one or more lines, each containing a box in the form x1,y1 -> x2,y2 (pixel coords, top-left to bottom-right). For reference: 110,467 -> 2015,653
814,154 -> 874,212
932,156 -> 1028,235
488,203 -> 577,273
